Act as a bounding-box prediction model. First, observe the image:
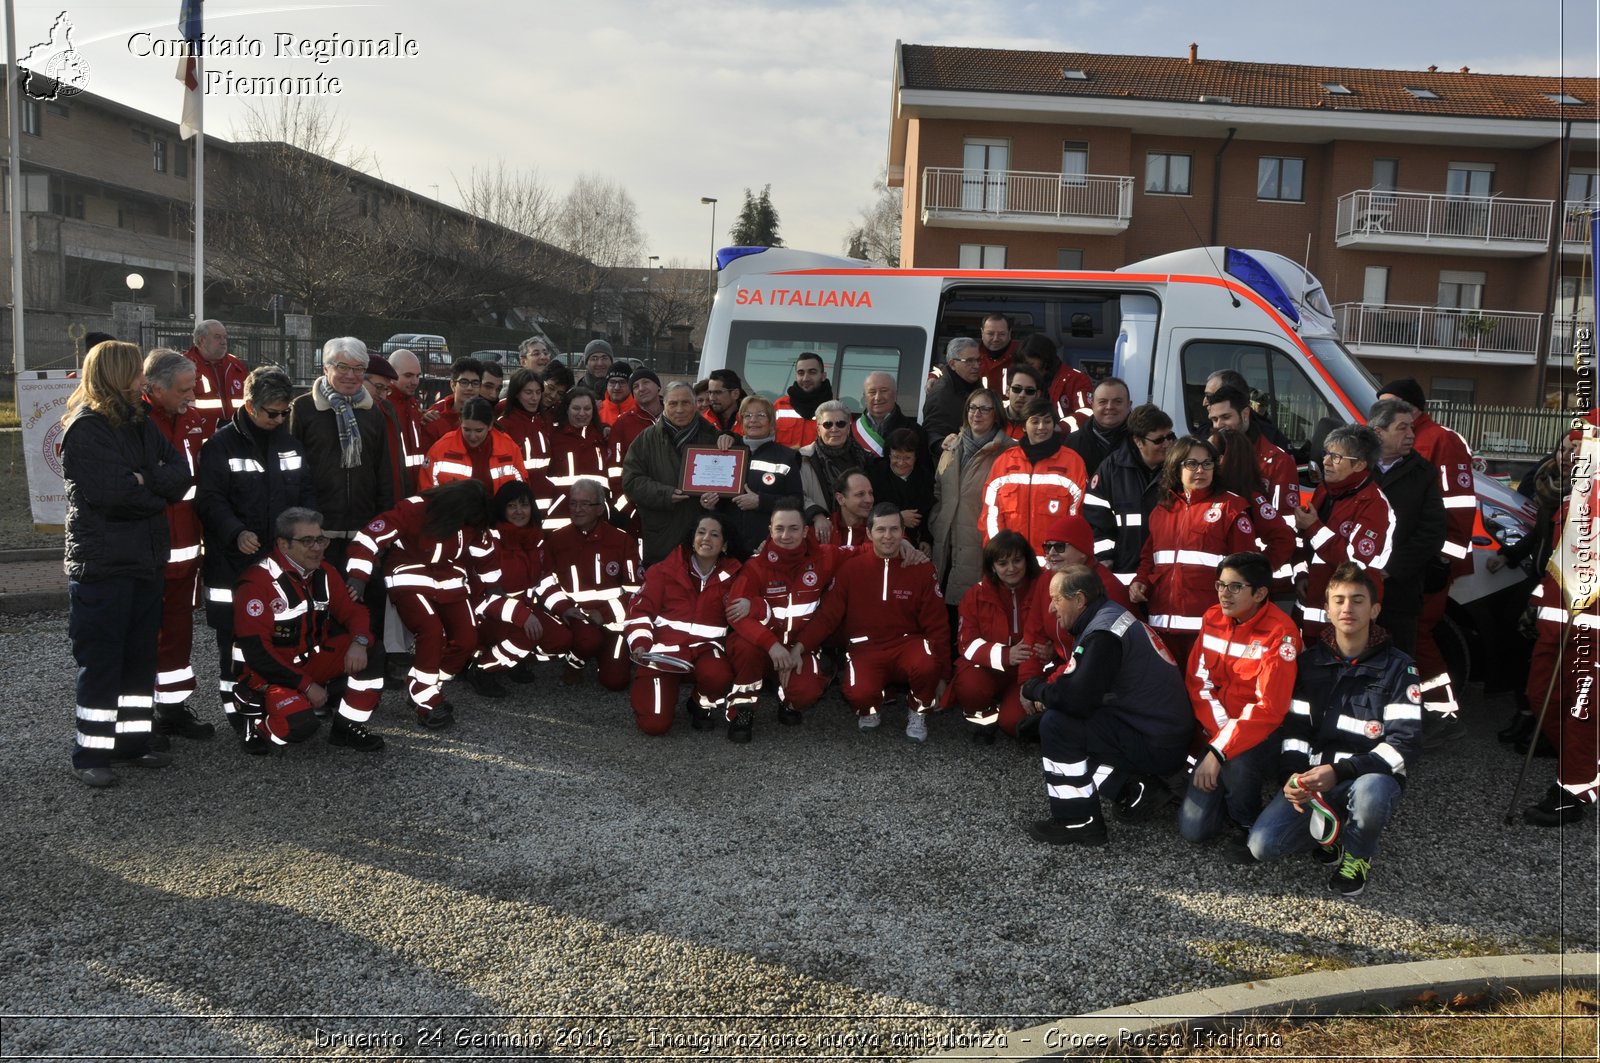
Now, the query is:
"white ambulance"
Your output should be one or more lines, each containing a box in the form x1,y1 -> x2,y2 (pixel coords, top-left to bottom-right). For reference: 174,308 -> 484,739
695,243 -> 1537,682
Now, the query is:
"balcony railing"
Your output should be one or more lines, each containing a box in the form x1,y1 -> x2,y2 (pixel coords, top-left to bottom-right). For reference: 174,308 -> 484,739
1335,189 -> 1552,249
1334,302 -> 1542,358
1561,199 -> 1599,247
921,167 -> 1133,229
1550,315 -> 1595,358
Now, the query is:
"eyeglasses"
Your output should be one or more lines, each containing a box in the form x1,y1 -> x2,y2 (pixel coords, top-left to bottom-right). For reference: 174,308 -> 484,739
1180,459 -> 1216,471
1009,385 -> 1038,395
949,356 -> 980,366
1215,580 -> 1251,595
819,420 -> 849,429
1042,541 -> 1069,553
288,535 -> 330,548
329,363 -> 366,376
568,499 -> 603,508
257,406 -> 290,421
455,378 -> 482,388
1322,451 -> 1356,466
1142,432 -> 1177,445
967,404 -> 996,414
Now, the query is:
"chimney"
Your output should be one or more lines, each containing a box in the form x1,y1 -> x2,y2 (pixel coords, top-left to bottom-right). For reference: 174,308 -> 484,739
1460,65 -> 1470,73
1188,42 -> 1198,64
1428,64 -> 1438,72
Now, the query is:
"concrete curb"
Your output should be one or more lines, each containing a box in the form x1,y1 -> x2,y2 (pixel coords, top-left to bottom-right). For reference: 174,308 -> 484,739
915,952 -> 1599,1062
0,590 -> 68,614
0,548 -> 62,562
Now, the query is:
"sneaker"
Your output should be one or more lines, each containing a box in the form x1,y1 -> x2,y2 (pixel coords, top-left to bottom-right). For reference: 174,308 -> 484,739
858,711 -> 881,731
905,712 -> 928,743
329,717 -> 385,752
124,750 -> 173,770
1312,842 -> 1344,866
465,665 -> 509,699
416,702 -> 456,731
1327,852 -> 1371,897
1026,815 -> 1108,847
1524,784 -> 1586,827
1113,776 -> 1173,823
154,704 -> 216,740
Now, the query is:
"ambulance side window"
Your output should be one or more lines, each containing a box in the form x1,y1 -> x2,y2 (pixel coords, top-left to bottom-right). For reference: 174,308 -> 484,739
743,339 -> 835,401
724,323 -> 928,415
836,347 -> 903,416
1181,341 -> 1337,449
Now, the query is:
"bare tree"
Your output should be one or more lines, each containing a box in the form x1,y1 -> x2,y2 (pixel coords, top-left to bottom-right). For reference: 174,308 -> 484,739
616,257 -> 711,353
844,171 -> 902,267
551,174 -> 647,336
210,99 -> 414,316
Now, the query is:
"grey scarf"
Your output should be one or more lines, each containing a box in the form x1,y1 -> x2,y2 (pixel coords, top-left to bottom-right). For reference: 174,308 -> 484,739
957,425 -> 1002,471
316,377 -> 363,469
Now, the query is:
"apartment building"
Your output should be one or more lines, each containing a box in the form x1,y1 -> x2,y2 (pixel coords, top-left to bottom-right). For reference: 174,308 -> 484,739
888,43 -> 1600,406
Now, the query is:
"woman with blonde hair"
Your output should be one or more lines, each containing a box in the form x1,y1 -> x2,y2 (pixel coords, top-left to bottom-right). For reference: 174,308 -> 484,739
61,340 -> 193,787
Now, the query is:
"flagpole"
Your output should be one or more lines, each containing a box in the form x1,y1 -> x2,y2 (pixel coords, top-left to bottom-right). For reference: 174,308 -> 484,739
193,55 -> 203,325
5,0 -> 26,375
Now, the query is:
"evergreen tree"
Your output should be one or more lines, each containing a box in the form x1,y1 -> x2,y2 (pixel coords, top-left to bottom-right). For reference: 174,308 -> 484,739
730,185 -> 783,247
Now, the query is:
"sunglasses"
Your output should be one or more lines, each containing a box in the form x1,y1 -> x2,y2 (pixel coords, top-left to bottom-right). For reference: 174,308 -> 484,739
1142,432 -> 1177,445
1009,385 -> 1038,395
819,420 -> 849,429
1042,541 -> 1069,553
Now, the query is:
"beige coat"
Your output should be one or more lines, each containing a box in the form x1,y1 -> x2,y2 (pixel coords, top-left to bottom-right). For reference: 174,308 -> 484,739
930,432 -> 1015,603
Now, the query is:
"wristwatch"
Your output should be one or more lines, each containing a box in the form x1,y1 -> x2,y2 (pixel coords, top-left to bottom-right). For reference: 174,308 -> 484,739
353,635 -> 370,646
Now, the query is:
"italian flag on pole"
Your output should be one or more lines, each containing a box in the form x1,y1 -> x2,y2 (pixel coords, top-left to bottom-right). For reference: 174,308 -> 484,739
176,0 -> 202,140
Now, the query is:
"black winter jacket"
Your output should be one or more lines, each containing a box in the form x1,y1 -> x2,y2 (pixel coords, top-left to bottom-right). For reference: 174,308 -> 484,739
1280,629 -> 1422,785
62,404 -> 190,582
1082,438 -> 1163,575
1373,450 -> 1447,616
195,409 -> 318,601
288,387 -> 393,535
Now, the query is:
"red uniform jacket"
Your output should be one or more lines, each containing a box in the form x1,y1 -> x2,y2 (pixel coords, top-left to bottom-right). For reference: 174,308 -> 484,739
726,536 -> 848,651
1411,412 -> 1476,577
234,548 -> 370,693
543,520 -> 641,628
387,389 -> 428,492
599,393 -> 637,428
958,575 -> 1035,672
422,426 -> 526,496
607,405 -> 658,468
976,341 -> 1018,393
1047,364 -> 1095,428
1526,572 -> 1600,802
182,347 -> 249,438
491,520 -> 572,612
1298,475 -> 1395,621
423,395 -> 460,447
772,395 -> 819,449
346,497 -> 502,602
829,513 -> 869,548
144,399 -> 205,577
798,553 -> 950,671
1253,430 -> 1301,518
623,547 -> 740,656
981,442 -> 1088,547
543,423 -> 611,531
1136,489 -> 1260,636
1187,602 -> 1302,761
497,404 -> 552,477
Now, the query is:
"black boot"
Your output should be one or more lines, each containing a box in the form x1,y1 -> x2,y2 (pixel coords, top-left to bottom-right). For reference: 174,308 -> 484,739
1524,784 -> 1586,827
154,703 -> 217,740
1498,711 -> 1537,746
727,708 -> 753,744
240,718 -> 271,756
465,665 -> 509,699
971,725 -> 999,746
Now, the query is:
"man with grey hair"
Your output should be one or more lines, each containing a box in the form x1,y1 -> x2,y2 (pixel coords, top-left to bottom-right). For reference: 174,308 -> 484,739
182,318 -> 249,438
1368,397 -> 1446,660
622,380 -> 721,566
289,338 -> 393,566
544,476 -> 639,689
855,371 -> 923,459
519,337 -> 553,374
140,348 -> 210,739
923,337 -> 983,455
196,366 -> 316,733
1291,423 -> 1394,639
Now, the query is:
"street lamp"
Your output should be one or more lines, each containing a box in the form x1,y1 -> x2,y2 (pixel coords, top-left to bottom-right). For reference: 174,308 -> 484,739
699,196 -> 717,306
645,255 -> 659,361
125,272 -> 145,304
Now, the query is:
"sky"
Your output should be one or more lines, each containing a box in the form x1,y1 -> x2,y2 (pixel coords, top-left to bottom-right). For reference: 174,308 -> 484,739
7,1 -> 1599,266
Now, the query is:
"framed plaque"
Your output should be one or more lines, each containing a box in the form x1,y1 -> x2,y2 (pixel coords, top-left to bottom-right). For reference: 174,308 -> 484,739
680,446 -> 747,495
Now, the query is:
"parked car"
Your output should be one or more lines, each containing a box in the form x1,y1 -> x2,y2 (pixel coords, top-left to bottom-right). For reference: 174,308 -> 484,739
381,333 -> 450,371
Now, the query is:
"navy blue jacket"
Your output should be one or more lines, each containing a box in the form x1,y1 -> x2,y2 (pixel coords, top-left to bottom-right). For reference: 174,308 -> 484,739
62,404 -> 190,582
1280,629 -> 1423,785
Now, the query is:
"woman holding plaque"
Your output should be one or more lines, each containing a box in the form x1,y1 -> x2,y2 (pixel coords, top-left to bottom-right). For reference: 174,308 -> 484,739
622,513 -> 742,738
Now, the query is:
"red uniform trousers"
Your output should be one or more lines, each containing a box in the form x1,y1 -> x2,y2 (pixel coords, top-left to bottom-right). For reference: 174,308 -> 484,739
949,662 -> 1026,735
1415,587 -> 1460,716
154,563 -> 200,706
252,634 -> 381,744
390,590 -> 477,711
842,635 -> 943,716
727,635 -> 830,716
630,645 -> 735,735
477,599 -> 573,670
567,616 -> 631,691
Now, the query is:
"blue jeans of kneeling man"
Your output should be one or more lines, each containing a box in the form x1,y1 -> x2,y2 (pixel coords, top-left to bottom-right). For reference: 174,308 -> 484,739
1247,773 -> 1404,863
1178,738 -> 1277,843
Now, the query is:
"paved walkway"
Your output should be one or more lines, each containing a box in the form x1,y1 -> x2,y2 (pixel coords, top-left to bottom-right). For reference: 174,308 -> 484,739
0,549 -> 66,612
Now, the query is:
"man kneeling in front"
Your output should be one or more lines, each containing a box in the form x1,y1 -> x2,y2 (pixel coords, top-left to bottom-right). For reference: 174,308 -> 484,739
1023,565 -> 1192,845
1247,562 -> 1422,896
232,507 -> 384,754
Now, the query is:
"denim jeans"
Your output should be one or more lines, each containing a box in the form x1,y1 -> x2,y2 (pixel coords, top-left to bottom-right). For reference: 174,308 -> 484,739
1248,772 -> 1404,862
1178,739 -> 1277,842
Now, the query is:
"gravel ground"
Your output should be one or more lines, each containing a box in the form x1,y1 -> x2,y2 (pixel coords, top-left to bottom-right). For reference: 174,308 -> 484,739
1,606 -> 1594,1061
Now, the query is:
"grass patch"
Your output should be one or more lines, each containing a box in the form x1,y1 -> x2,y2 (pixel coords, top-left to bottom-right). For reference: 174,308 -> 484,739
0,401 -> 17,429
1103,987 -> 1598,1059
1189,938 -> 1353,982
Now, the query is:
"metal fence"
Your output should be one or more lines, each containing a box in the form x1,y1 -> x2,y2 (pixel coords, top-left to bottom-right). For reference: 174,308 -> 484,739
922,167 -> 1134,223
1335,189 -> 1553,245
1428,402 -> 1578,458
140,322 -> 321,383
